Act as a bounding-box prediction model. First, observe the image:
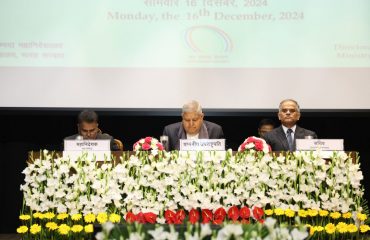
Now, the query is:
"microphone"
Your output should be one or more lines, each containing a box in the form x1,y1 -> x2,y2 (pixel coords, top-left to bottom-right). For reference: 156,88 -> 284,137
76,135 -> 83,140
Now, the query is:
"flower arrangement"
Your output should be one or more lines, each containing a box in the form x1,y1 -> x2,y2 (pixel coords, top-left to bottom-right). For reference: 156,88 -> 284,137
133,137 -> 164,152
238,136 -> 271,153
96,217 -> 309,240
18,150 -> 369,239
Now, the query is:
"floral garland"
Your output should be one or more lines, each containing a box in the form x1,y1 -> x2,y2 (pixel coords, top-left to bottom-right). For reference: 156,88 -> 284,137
133,137 -> 164,151
238,136 -> 271,153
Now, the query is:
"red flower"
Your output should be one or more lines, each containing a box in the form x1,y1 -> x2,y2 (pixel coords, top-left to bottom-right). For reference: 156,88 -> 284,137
175,209 -> 186,224
253,207 -> 264,220
213,207 -> 226,224
254,140 -> 263,151
142,143 -> 151,150
126,212 -> 136,223
201,209 -> 213,224
144,137 -> 152,143
189,209 -> 199,224
144,212 -> 157,224
164,210 -> 176,224
136,212 -> 145,223
240,207 -> 251,219
227,206 -> 239,221
156,143 -> 164,150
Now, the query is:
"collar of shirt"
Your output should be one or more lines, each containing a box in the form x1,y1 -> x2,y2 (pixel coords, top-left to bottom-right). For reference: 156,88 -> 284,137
186,133 -> 199,139
282,125 -> 297,136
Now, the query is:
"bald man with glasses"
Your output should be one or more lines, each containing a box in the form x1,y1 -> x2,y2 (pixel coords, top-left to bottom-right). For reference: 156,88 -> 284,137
263,99 -> 317,151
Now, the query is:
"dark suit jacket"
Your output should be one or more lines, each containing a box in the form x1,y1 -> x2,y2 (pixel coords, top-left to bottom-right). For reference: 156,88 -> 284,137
263,125 -> 317,151
64,133 -> 118,151
162,120 -> 224,150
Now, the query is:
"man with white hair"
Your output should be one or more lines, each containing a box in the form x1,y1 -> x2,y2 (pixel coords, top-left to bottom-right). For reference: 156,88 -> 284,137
162,100 -> 224,150
263,99 -> 317,151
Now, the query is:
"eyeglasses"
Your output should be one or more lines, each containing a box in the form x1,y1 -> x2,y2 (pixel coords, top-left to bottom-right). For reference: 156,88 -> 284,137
281,108 -> 297,113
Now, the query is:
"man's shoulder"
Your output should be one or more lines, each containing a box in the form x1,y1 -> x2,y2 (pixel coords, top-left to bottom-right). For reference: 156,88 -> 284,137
164,122 -> 182,130
64,134 -> 79,140
96,133 -> 113,140
204,120 -> 222,130
296,126 -> 317,137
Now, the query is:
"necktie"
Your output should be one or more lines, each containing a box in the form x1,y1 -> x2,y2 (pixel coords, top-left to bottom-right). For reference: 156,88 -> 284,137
287,128 -> 293,151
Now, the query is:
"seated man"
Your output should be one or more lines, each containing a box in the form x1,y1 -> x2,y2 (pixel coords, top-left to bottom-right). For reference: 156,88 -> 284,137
263,99 -> 317,151
162,100 -> 224,150
258,118 -> 275,138
64,110 -> 119,151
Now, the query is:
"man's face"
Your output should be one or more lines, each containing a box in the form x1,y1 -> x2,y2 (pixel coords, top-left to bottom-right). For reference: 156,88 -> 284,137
258,124 -> 274,137
78,121 -> 99,139
182,112 -> 204,135
278,101 -> 300,127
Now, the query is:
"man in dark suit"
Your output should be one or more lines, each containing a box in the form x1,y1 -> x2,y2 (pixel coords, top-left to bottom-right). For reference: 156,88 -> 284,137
263,99 -> 317,151
64,110 -> 119,151
162,100 -> 224,151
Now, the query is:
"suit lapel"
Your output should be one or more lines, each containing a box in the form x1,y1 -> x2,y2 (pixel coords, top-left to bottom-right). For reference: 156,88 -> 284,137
277,126 -> 290,150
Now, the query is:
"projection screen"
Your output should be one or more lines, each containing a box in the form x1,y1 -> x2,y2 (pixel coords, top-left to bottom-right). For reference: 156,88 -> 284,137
0,0 -> 369,109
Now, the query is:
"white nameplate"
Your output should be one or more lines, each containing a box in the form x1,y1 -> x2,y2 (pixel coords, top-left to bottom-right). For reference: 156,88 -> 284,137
64,139 -> 110,151
63,151 -> 111,162
180,139 -> 225,151
296,139 -> 344,151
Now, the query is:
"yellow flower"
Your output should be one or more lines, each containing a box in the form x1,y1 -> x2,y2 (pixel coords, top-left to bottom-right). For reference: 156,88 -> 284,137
109,213 -> 121,223
33,212 -> 42,219
16,226 -> 28,234
71,225 -> 83,233
298,210 -> 307,218
84,213 -> 96,223
360,225 -> 370,233
319,210 -> 329,217
325,223 -> 336,234
44,212 -> 55,220
265,209 -> 273,216
316,226 -> 324,232
342,212 -> 352,219
19,214 -> 31,220
71,213 -> 82,221
84,224 -> 94,233
336,222 -> 348,233
357,213 -> 368,221
97,212 -> 108,224
347,224 -> 358,233
309,226 -> 315,236
285,209 -> 295,218
58,224 -> 70,235
330,212 -> 341,219
274,208 -> 284,216
307,209 -> 318,217
46,222 -> 58,231
30,224 -> 41,234
57,213 -> 69,220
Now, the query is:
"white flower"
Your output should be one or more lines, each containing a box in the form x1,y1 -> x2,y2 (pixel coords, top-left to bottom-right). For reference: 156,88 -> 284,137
290,228 -> 308,240
200,224 -> 212,239
217,224 -> 243,240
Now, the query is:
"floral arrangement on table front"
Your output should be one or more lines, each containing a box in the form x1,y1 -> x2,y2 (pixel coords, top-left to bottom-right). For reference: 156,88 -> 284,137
133,137 -> 164,152
238,136 -> 271,154
96,217 -> 308,240
18,147 -> 369,239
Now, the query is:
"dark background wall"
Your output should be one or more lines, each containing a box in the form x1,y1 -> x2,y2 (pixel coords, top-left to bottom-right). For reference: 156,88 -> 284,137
1,108 -> 370,233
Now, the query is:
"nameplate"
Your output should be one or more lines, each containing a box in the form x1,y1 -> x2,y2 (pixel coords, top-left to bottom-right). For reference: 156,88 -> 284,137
180,139 -> 225,151
296,139 -> 344,151
64,139 -> 110,151
63,151 -> 111,162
